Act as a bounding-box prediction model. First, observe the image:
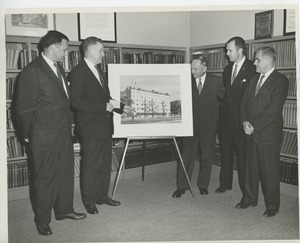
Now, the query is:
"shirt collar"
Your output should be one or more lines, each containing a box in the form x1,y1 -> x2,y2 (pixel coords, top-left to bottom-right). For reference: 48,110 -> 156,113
262,67 -> 275,80
235,56 -> 246,69
84,57 -> 97,70
42,52 -> 56,67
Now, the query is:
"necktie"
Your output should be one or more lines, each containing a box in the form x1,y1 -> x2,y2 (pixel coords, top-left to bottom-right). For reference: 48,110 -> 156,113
54,62 -> 69,98
197,78 -> 203,95
94,65 -> 105,88
255,74 -> 265,96
231,64 -> 238,85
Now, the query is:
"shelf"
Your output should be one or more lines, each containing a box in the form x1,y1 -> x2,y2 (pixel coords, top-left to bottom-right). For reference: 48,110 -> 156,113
280,153 -> 298,159
7,156 -> 27,162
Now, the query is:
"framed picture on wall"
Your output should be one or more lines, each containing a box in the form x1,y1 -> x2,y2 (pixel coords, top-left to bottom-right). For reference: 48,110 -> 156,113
284,9 -> 296,35
78,13 -> 117,42
254,10 -> 274,40
5,14 -> 55,37
108,64 -> 193,138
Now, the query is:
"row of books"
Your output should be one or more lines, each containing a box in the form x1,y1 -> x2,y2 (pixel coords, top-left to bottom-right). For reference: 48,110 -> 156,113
192,48 -> 228,70
281,129 -> 298,156
251,40 -> 296,67
122,52 -> 185,64
7,136 -> 26,159
280,71 -> 297,98
7,160 -> 29,189
124,143 -> 177,169
283,102 -> 297,127
6,48 -> 39,70
280,157 -> 298,185
6,107 -> 13,130
6,77 -> 17,100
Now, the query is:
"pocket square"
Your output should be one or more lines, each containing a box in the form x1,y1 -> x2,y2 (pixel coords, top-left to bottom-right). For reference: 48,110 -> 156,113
242,79 -> 246,82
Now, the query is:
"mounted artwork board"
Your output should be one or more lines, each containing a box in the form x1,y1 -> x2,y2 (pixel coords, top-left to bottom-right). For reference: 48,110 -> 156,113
108,64 -> 193,138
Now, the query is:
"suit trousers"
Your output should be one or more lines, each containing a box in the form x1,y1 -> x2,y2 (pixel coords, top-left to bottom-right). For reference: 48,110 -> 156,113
243,136 -> 281,210
30,139 -> 75,225
81,136 -> 112,207
177,135 -> 215,190
219,123 -> 247,195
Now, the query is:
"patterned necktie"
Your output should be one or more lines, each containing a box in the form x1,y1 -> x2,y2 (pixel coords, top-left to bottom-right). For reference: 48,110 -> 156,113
255,74 -> 265,96
197,78 -> 203,95
54,62 -> 69,98
231,64 -> 238,85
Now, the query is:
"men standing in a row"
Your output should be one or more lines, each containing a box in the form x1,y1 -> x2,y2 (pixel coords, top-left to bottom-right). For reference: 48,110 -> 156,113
236,46 -> 288,217
15,30 -> 86,236
172,56 -> 224,198
216,37 -> 256,202
69,37 -> 125,215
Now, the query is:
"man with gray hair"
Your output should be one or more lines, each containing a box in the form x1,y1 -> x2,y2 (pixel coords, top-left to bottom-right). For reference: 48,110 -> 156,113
235,46 -> 288,217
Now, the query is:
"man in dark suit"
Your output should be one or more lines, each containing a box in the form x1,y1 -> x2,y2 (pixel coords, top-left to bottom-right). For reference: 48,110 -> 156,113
235,46 -> 288,217
69,36 -> 127,214
172,56 -> 225,198
15,30 -> 86,236
216,37 -> 256,199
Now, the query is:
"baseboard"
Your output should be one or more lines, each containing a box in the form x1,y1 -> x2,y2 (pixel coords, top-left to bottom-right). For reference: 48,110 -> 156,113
7,161 -> 298,201
8,161 -> 177,201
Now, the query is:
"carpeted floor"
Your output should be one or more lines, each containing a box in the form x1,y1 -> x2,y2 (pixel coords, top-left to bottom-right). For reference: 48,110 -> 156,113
7,163 -> 299,242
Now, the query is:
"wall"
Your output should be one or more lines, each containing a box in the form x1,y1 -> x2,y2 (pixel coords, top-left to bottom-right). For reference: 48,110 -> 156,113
55,12 -> 188,47
189,9 -> 284,47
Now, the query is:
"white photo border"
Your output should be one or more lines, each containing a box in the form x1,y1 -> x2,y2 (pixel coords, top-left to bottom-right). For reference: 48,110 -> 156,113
108,64 -> 193,138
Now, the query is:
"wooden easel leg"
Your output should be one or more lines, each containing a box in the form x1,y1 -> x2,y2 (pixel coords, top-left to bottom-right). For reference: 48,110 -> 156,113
112,138 -> 130,199
173,137 -> 195,198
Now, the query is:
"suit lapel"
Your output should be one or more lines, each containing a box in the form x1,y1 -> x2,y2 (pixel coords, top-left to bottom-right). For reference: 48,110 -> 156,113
39,57 -> 69,99
201,75 -> 212,95
255,69 -> 277,97
82,61 -> 110,98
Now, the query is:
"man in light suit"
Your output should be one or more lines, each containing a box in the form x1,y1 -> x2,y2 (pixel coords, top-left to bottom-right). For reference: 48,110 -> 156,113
216,37 -> 256,199
235,46 -> 288,217
172,56 -> 225,197
15,30 -> 86,236
69,36 -> 127,214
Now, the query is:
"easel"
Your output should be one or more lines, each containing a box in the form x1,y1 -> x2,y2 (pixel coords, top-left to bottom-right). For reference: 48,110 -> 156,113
111,136 -> 195,199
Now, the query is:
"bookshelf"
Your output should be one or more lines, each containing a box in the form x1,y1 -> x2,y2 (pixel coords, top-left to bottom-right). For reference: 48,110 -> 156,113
6,35 -> 186,195
190,35 -> 297,186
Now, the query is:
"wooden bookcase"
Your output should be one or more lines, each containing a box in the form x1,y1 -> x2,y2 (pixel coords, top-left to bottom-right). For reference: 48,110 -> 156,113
190,35 -> 297,186
6,35 -> 186,197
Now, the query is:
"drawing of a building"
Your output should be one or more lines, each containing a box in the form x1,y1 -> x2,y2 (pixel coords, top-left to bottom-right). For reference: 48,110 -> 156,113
122,86 -> 171,118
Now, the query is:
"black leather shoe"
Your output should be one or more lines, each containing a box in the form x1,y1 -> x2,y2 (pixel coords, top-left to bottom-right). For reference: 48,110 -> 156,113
215,186 -> 232,193
56,211 -> 87,220
263,209 -> 278,217
235,202 -> 257,209
36,224 -> 52,236
199,188 -> 208,195
172,189 -> 186,198
86,205 -> 99,214
96,196 -> 121,206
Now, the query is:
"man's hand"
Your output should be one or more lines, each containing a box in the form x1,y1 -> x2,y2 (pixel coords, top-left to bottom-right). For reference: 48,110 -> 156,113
24,138 -> 29,143
243,121 -> 254,135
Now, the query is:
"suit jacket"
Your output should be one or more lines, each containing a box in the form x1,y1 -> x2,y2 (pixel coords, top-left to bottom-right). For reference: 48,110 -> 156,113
219,58 -> 256,129
241,69 -> 289,145
15,56 -> 72,151
192,73 -> 225,143
69,60 -> 124,140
